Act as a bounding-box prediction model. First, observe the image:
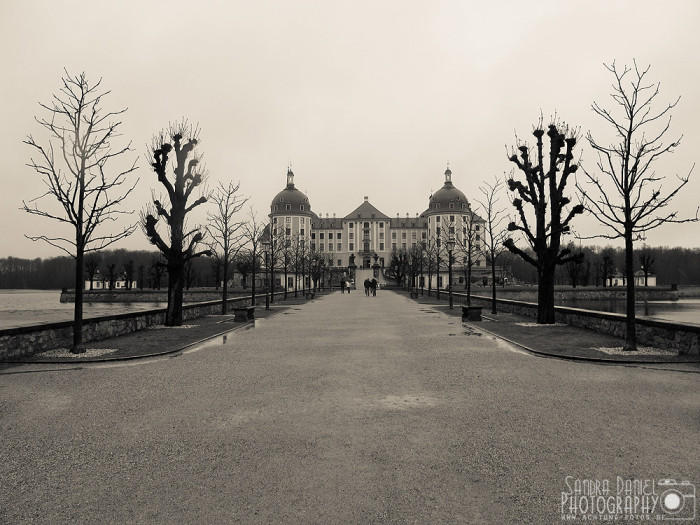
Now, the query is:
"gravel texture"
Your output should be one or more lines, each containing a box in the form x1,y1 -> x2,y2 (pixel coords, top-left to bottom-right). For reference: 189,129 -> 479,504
1,290 -> 698,523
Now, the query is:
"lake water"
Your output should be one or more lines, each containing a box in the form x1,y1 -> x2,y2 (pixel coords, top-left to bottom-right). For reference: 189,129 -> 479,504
2,290 -> 699,329
557,297 -> 700,326
0,290 -> 167,330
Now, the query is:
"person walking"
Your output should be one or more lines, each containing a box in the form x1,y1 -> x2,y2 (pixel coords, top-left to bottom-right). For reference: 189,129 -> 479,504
364,278 -> 370,297
340,279 -> 346,294
370,277 -> 378,297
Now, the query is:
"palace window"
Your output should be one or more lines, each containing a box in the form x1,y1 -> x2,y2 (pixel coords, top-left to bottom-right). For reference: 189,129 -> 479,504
380,243 -> 384,250
337,243 -> 341,252
349,243 -> 354,251
286,204 -> 291,211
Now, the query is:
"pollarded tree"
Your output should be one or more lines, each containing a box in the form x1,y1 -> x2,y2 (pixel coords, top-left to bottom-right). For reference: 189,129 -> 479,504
578,62 -> 698,350
142,122 -> 211,326
23,70 -> 138,352
504,121 -> 585,324
207,181 -> 248,314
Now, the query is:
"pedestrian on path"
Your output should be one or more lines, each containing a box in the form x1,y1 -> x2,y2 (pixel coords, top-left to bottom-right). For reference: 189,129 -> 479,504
340,279 -> 346,294
370,278 -> 377,297
364,279 -> 370,296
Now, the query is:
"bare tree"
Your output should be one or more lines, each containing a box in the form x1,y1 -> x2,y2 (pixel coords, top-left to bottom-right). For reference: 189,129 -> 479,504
578,61 -> 698,350
504,120 -> 585,324
455,211 -> 479,302
85,253 -> 102,291
23,70 -> 138,352
477,177 -> 509,314
639,247 -> 655,287
142,121 -> 211,326
241,208 -> 266,306
207,181 -> 248,314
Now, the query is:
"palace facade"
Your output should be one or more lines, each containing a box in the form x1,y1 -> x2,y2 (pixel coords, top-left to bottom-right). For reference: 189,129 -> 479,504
267,166 -> 496,291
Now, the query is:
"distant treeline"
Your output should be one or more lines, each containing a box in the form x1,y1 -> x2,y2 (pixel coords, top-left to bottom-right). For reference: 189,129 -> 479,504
0,249 -> 218,290
501,245 -> 700,286
1,245 -> 699,290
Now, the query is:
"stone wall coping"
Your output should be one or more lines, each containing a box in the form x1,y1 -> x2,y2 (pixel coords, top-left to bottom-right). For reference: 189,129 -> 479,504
0,293 -> 281,337
462,293 -> 700,334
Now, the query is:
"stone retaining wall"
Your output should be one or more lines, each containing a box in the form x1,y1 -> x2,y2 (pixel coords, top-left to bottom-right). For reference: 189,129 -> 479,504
59,289 -> 253,303
462,293 -> 699,356
0,294 -> 280,359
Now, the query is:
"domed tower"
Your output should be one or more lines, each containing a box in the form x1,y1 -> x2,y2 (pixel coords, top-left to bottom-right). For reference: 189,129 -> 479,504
270,168 -> 314,219
269,167 -> 315,242
424,166 -> 485,287
427,166 -> 470,214
269,168 -> 315,292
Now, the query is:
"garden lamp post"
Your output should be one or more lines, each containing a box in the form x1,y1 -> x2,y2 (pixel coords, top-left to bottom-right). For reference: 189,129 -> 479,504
447,236 -> 455,309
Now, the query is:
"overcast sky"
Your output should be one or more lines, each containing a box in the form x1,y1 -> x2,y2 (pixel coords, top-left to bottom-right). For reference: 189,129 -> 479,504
2,0 -> 699,259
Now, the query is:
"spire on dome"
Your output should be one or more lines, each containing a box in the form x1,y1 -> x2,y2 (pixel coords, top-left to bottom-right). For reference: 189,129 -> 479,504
286,165 -> 295,188
444,163 -> 452,185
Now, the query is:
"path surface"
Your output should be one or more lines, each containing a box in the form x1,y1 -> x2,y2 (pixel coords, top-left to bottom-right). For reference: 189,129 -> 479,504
1,290 -> 698,523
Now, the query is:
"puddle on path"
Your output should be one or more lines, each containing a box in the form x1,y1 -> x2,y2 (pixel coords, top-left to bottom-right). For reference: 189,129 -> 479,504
181,319 -> 262,355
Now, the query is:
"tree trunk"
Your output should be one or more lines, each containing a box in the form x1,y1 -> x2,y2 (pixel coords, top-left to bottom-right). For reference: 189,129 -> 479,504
72,251 -> 85,352
436,255 -> 440,300
166,264 -> 184,326
623,233 -> 637,351
222,258 -> 229,315
537,265 -> 556,324
466,264 -> 472,307
490,256 -> 497,315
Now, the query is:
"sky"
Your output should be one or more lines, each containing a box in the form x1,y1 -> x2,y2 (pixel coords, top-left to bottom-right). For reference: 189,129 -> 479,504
1,0 -> 699,259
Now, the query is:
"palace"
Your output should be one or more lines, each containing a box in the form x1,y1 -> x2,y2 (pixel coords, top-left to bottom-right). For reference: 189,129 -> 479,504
266,166 -> 496,291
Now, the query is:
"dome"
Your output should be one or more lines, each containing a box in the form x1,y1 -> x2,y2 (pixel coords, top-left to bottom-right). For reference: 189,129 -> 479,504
427,167 -> 469,212
270,168 -> 313,215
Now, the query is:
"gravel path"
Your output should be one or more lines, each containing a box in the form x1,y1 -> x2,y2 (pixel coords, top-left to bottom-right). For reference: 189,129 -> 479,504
1,290 -> 697,523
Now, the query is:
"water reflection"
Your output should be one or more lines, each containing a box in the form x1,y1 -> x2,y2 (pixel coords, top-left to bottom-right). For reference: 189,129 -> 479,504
557,298 -> 700,325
